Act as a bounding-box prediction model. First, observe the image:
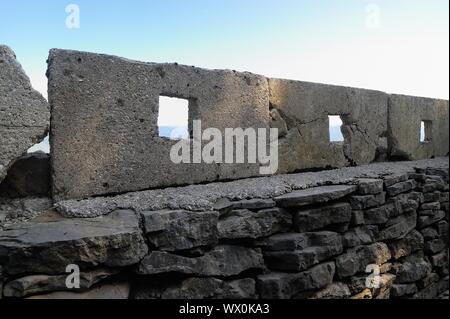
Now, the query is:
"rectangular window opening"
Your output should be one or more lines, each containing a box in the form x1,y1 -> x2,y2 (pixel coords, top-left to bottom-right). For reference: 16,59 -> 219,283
420,120 -> 432,143
329,115 -> 344,142
158,96 -> 189,140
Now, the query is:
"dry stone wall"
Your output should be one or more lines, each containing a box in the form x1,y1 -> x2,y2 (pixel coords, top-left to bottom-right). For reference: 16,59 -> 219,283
0,158 -> 448,299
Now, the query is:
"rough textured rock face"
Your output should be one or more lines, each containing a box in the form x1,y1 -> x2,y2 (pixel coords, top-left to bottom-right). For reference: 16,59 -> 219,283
26,281 -> 131,299
269,79 -> 389,173
389,94 -> 449,160
142,210 -> 219,251
160,278 -> 257,299
137,245 -> 264,276
0,210 -> 148,276
48,49 -> 270,201
0,45 -> 49,183
275,185 -> 357,208
0,158 -> 448,299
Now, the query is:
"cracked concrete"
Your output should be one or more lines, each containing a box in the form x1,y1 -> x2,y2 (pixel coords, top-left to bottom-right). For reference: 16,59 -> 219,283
388,94 -> 449,160
269,78 -> 389,173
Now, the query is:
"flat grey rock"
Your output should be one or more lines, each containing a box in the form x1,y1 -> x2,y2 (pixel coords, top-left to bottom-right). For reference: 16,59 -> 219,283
342,226 -> 379,248
137,245 -> 264,276
161,278 -> 256,299
350,192 -> 386,210
392,257 -> 432,284
391,284 -> 418,298
257,262 -> 336,299
26,281 -> 130,299
3,268 -> 118,298
142,210 -> 218,251
0,210 -> 148,275
379,211 -> 417,241
355,178 -> 384,195
299,282 -> 351,299
335,242 -> 391,278
264,237 -> 342,272
293,202 -> 352,232
0,45 -> 49,183
218,208 -> 291,240
275,185 -> 357,208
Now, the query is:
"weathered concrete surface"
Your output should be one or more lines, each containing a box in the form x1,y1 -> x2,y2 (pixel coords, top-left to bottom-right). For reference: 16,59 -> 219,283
269,79 -> 389,173
160,278 -> 256,299
0,45 -> 49,182
55,157 -> 449,218
218,207 -> 292,239
389,94 -> 449,160
275,185 -> 356,208
48,49 -> 270,200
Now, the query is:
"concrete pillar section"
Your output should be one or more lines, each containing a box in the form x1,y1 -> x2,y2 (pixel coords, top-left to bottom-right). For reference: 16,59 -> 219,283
46,49 -> 449,201
0,45 -> 50,183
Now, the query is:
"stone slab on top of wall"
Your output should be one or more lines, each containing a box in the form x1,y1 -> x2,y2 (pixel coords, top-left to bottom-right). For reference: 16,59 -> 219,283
0,45 -> 49,182
48,49 -> 270,200
269,78 -> 389,173
388,94 -> 449,160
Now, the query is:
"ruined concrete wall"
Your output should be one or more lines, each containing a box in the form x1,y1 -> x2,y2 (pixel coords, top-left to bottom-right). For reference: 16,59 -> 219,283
0,158 -> 448,299
48,49 -> 270,201
389,95 -> 449,160
0,45 -> 49,182
47,50 -> 449,201
269,79 -> 389,173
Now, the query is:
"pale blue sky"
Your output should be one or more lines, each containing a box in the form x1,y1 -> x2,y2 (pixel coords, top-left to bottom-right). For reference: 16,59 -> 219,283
1,0 -> 449,102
